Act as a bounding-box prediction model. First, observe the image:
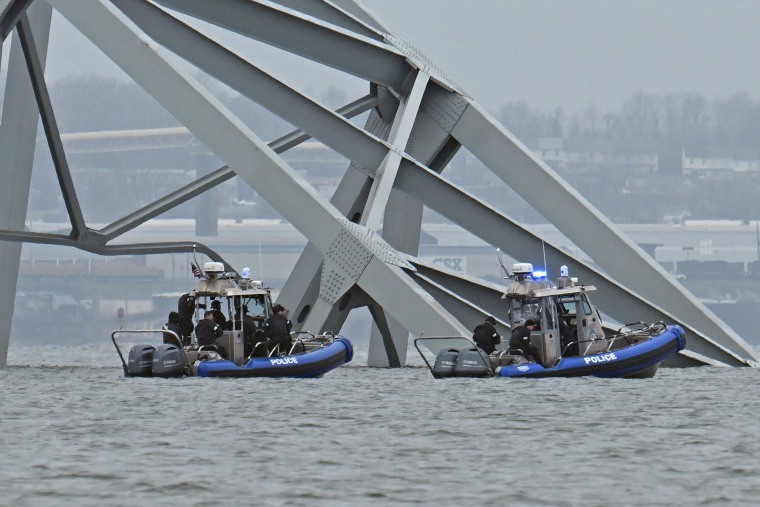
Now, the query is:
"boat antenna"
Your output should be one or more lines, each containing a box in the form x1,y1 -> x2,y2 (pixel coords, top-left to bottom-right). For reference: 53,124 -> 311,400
497,248 -> 510,279
542,236 -> 548,278
258,239 -> 264,283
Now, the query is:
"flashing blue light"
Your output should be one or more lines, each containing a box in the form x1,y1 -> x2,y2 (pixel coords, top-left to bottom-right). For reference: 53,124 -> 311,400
532,270 -> 547,279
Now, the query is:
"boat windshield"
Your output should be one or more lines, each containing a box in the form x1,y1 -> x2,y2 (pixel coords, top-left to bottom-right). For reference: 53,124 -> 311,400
509,298 -> 541,327
558,296 -> 577,317
244,295 -> 269,318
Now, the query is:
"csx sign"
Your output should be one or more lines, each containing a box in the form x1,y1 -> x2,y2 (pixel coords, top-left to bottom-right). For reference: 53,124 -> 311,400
420,256 -> 467,273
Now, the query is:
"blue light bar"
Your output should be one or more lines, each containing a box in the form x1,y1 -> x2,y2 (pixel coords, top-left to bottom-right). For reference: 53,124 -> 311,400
532,270 -> 547,279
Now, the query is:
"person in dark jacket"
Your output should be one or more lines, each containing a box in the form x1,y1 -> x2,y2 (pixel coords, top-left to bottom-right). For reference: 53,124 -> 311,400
177,293 -> 196,342
472,316 -> 501,354
162,311 -> 184,345
508,319 -> 538,356
264,304 -> 292,353
210,299 -> 228,328
195,310 -> 226,357
240,305 -> 258,340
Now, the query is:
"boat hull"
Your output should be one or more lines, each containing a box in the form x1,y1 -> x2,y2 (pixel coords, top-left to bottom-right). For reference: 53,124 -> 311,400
197,337 -> 353,378
497,325 -> 686,379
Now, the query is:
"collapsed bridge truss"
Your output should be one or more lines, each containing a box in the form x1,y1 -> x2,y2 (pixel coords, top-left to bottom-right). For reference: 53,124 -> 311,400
0,0 -> 756,367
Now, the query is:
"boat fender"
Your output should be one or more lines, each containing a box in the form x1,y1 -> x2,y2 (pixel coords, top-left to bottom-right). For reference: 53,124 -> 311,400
127,344 -> 155,377
432,348 -> 460,378
669,325 -> 687,351
152,344 -> 187,378
454,347 -> 492,378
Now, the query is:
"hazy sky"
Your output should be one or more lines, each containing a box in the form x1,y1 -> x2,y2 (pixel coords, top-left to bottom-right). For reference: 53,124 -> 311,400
360,0 -> 760,114
40,0 -> 760,115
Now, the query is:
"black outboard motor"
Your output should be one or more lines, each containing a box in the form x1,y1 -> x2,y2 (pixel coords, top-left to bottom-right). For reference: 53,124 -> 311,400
432,348 -> 460,378
127,344 -> 155,377
454,347 -> 492,378
152,344 -> 187,378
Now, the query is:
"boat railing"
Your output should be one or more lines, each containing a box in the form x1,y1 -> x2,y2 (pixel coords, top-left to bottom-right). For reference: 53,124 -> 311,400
111,329 -> 190,373
242,331 -> 337,361
556,320 -> 669,362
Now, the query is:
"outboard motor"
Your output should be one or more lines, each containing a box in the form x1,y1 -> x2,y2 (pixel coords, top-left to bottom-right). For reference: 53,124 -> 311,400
127,344 -> 155,377
454,347 -> 492,378
432,348 -> 460,378
151,344 -> 187,378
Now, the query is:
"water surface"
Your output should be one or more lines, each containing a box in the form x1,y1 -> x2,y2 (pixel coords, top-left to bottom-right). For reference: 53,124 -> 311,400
2,344 -> 759,506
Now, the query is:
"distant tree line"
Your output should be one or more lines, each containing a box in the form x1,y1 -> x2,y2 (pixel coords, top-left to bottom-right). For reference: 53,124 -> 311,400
496,91 -> 760,162
493,91 -> 760,223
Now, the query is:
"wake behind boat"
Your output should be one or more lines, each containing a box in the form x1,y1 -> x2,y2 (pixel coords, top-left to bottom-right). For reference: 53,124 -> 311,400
112,262 -> 353,378
415,262 -> 686,379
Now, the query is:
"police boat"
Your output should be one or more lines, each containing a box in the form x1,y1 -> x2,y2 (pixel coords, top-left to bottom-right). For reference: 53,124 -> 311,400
111,262 -> 353,378
415,262 -> 686,379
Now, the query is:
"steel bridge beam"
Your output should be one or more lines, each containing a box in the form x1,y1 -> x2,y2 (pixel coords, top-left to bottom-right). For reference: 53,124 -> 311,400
0,1 -> 51,367
152,0 -> 411,91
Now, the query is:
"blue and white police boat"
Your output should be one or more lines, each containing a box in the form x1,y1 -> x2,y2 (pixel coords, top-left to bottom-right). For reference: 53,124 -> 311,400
111,262 -> 353,378
415,262 -> 686,379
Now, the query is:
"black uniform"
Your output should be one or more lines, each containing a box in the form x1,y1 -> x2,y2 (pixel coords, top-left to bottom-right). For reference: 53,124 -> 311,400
177,294 -> 196,341
195,319 -> 223,347
162,320 -> 184,346
210,301 -> 228,329
264,313 -> 292,351
472,321 -> 500,354
509,324 -> 538,357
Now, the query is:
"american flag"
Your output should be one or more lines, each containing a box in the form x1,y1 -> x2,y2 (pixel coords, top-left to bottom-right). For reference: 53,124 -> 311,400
191,262 -> 202,278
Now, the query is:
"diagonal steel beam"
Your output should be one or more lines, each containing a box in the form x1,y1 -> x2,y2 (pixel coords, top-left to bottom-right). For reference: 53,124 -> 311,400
17,12 -> 86,237
367,302 -> 401,367
0,1 -> 52,367
269,0 -> 384,40
362,70 -> 429,231
0,0 -> 33,40
152,0 -> 410,90
328,0 -> 392,34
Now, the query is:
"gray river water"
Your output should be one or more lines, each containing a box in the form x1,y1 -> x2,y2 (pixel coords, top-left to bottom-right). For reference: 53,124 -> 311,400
1,343 -> 759,506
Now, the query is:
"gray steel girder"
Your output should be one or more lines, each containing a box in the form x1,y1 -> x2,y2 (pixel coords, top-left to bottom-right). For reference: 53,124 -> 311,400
0,0 -> 34,40
267,0 -> 384,41
18,13 -> 86,236
0,1 -> 52,367
151,0 -> 411,91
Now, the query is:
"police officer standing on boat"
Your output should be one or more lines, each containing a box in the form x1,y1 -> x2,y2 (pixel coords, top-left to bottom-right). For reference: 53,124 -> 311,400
264,304 -> 292,353
472,316 -> 501,355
